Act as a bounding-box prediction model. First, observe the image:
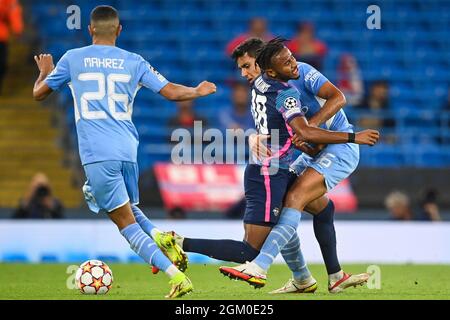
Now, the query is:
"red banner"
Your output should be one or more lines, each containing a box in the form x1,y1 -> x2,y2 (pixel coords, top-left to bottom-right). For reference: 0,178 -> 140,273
154,163 -> 357,213
154,163 -> 245,211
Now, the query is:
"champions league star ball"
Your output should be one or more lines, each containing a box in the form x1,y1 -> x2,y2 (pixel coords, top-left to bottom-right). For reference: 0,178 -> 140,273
284,97 -> 298,109
75,260 -> 113,294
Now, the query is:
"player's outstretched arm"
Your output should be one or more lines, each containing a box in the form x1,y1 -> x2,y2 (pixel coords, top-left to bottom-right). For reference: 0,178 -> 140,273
159,81 -> 216,101
33,54 -> 54,101
289,116 -> 379,146
308,81 -> 346,127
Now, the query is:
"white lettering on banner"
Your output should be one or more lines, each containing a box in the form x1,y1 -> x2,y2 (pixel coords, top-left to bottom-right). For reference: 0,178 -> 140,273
203,167 -> 234,184
167,166 -> 198,184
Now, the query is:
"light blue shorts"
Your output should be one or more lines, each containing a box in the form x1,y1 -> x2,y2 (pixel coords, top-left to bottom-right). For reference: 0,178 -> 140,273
82,161 -> 140,214
290,143 -> 360,191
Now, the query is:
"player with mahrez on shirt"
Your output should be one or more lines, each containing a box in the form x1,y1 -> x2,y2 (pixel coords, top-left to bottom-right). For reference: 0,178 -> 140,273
32,5 -> 216,298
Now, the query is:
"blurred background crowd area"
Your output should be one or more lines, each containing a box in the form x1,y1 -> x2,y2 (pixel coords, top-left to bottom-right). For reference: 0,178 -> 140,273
0,0 -> 449,220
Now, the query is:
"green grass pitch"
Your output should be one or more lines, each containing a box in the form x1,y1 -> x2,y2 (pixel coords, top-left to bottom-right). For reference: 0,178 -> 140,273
0,263 -> 449,300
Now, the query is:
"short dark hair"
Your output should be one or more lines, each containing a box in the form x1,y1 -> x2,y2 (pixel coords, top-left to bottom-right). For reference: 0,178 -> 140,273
90,5 -> 119,23
231,38 -> 265,61
255,37 -> 287,71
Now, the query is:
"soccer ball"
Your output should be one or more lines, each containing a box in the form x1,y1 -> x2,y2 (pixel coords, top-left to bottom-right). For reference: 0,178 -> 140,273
75,260 -> 113,294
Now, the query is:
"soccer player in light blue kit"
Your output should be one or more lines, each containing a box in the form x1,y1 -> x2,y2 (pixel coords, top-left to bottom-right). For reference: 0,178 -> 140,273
220,38 -> 379,293
32,5 -> 216,298
163,38 -> 377,294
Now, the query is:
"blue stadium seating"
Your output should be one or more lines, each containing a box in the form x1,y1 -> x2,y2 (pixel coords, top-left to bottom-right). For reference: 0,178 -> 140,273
30,0 -> 450,168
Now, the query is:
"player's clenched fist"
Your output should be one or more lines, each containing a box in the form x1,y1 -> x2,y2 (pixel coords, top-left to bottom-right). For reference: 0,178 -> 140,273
195,81 -> 216,97
355,129 -> 380,146
34,54 -> 54,75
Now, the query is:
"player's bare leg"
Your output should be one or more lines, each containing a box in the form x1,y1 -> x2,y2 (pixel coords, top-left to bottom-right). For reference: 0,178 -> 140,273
243,223 -> 272,250
108,202 -> 136,229
109,203 -> 192,298
304,195 -> 329,215
284,167 -> 328,212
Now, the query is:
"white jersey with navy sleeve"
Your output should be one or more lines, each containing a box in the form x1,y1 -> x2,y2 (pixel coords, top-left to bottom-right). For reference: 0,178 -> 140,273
44,44 -> 168,165
290,62 -> 353,132
251,74 -> 305,169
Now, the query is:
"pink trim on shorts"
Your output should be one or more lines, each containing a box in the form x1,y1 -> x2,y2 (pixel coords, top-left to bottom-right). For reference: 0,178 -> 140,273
261,123 -> 294,222
261,165 -> 272,222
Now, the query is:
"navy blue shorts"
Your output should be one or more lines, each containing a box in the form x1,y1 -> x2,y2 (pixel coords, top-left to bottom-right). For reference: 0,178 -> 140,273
243,164 -> 297,226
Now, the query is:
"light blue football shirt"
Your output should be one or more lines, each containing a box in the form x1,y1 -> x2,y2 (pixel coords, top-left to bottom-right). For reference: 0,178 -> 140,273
45,44 -> 169,165
290,62 -> 353,132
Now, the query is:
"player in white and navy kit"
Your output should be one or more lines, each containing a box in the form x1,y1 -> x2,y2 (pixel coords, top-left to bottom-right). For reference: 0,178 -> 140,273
32,5 -> 216,298
219,38 -> 379,292
165,38 -> 378,293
